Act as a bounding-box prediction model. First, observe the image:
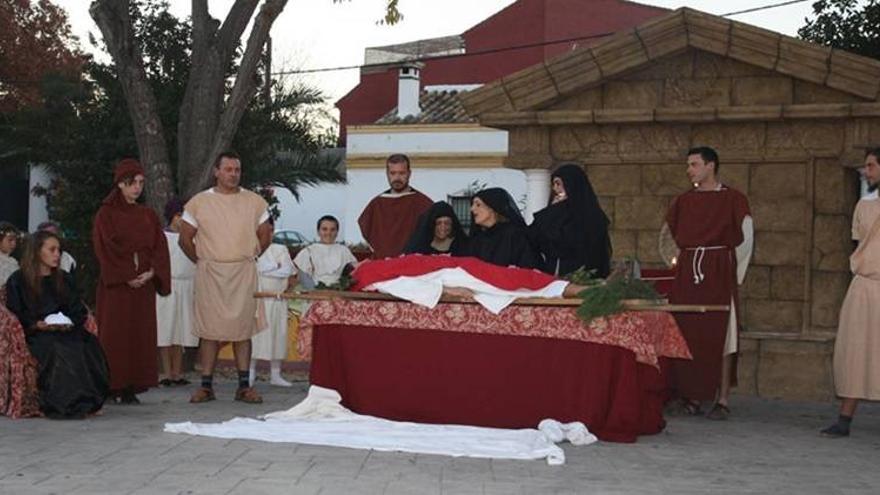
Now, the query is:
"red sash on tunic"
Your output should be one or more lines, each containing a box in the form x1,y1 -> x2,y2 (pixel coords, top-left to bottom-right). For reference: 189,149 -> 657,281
666,187 -> 749,400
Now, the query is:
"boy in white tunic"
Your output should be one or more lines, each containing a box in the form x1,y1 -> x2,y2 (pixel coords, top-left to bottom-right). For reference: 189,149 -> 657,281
156,200 -> 198,386
294,216 -> 357,287
251,238 -> 295,387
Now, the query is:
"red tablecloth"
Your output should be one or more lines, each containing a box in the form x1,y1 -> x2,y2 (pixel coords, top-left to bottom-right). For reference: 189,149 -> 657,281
300,299 -> 691,443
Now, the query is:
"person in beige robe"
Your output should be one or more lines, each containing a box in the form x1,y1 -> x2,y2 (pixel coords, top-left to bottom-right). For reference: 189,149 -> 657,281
822,148 -> 880,438
179,151 -> 272,404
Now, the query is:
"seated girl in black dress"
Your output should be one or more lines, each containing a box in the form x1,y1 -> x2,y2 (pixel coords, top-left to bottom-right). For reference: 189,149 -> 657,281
5,231 -> 109,419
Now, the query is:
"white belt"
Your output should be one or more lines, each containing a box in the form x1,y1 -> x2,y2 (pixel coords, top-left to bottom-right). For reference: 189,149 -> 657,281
684,245 -> 728,285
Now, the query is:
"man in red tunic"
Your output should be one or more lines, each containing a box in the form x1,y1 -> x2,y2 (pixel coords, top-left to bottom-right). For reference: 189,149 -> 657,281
358,154 -> 432,259
663,147 -> 753,420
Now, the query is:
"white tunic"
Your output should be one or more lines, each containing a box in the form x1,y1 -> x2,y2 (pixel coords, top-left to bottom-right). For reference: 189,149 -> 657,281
293,243 -> 357,286
60,251 -> 76,273
156,231 -> 198,347
252,243 -> 295,360
0,253 -> 18,287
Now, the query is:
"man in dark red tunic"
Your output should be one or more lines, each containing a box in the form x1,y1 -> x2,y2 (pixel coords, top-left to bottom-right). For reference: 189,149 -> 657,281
358,154 -> 432,259
93,159 -> 171,404
663,147 -> 753,420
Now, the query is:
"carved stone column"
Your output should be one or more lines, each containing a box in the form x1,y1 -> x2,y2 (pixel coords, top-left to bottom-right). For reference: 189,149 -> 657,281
523,168 -> 551,224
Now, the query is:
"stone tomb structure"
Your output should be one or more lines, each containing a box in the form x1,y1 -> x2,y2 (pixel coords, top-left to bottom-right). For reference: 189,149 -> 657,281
460,8 -> 880,401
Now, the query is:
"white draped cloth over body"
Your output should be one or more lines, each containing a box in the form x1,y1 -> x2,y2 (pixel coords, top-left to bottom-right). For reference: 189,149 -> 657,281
156,231 -> 198,347
165,386 -> 596,465
366,267 -> 568,314
252,243 -> 295,361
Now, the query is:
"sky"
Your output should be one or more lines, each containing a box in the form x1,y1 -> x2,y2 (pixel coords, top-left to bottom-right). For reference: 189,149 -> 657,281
55,0 -> 822,108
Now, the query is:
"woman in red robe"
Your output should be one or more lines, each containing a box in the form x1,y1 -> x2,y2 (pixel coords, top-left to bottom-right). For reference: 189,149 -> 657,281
93,159 -> 171,404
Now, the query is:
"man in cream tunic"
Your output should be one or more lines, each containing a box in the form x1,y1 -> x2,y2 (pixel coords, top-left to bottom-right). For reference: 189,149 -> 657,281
180,151 -> 272,404
822,148 -> 880,437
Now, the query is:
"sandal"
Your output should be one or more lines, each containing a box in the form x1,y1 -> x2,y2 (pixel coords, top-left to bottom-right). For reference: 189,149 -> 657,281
189,387 -> 216,403
172,378 -> 191,386
705,402 -> 730,420
234,386 -> 263,404
682,399 -> 703,416
820,423 -> 849,438
159,378 -> 174,387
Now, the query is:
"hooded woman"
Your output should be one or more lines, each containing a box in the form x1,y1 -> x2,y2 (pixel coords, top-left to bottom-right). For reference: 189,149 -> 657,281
529,164 -> 612,278
403,201 -> 468,256
93,159 -> 171,404
465,188 -> 541,269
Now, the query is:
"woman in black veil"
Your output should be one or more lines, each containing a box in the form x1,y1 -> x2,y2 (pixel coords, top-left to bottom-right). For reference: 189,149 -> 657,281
403,201 -> 468,255
529,163 -> 612,277
465,188 -> 542,269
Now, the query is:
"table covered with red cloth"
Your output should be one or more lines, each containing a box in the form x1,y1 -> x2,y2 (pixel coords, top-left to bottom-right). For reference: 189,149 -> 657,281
299,299 -> 691,443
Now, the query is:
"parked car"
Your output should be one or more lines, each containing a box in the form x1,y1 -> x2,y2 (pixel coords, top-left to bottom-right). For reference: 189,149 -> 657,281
272,230 -> 309,256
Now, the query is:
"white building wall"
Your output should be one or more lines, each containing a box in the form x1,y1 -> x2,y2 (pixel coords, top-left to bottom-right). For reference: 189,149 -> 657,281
28,165 -> 50,231
273,125 -> 523,245
274,167 -> 527,245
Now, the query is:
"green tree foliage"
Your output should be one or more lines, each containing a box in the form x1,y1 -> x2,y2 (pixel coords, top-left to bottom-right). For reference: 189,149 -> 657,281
799,0 -> 880,59
3,1 -> 343,300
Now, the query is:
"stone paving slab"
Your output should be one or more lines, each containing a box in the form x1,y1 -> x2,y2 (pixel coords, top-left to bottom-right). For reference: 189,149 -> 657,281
2,378 -> 880,494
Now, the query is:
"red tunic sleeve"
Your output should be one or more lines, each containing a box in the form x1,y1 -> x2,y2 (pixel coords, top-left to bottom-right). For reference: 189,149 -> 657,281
92,207 -> 137,287
148,210 -> 171,297
358,197 -> 377,247
666,195 -> 681,238
731,188 -> 751,226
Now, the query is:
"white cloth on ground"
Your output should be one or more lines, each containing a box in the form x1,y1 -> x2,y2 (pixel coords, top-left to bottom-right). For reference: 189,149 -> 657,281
164,386 -> 595,465
367,267 -> 569,314
253,244 -> 295,360
156,231 -> 198,347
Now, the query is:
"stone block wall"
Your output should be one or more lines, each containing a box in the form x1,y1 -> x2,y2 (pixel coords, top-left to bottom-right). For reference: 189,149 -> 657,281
494,48 -> 880,400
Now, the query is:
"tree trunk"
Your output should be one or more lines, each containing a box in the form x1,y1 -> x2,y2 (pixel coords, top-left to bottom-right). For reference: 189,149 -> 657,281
91,0 -> 289,203
90,0 -> 174,214
191,0 -> 288,197
177,0 -> 259,198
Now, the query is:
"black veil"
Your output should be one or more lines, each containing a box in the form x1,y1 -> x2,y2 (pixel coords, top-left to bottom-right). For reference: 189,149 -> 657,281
403,201 -> 467,255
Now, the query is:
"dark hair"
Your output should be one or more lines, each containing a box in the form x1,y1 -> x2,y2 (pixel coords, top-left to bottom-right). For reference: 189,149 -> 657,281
866,147 -> 880,161
316,215 -> 339,230
36,220 -> 60,233
0,221 -> 19,238
214,150 -> 241,169
687,146 -> 720,174
20,230 -> 66,309
386,153 -> 411,170
163,198 -> 184,225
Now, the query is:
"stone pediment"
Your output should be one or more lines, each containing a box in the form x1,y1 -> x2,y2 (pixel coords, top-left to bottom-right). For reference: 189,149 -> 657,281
459,7 -> 880,124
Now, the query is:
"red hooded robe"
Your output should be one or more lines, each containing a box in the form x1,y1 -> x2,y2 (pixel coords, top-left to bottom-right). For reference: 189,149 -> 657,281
93,159 -> 171,394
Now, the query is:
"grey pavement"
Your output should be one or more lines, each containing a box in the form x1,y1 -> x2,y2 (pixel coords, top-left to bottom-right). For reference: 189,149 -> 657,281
2,375 -> 880,495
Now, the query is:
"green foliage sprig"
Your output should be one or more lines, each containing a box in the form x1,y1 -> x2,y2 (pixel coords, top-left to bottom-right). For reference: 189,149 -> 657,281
565,265 -> 661,324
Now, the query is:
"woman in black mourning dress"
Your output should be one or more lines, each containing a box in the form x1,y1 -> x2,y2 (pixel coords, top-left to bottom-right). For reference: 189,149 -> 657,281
403,201 -> 468,256
465,188 -> 542,269
5,231 -> 109,419
529,164 -> 612,278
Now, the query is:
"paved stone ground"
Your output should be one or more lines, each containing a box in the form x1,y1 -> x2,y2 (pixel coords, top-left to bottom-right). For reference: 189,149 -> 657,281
2,375 -> 880,495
